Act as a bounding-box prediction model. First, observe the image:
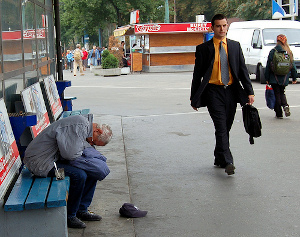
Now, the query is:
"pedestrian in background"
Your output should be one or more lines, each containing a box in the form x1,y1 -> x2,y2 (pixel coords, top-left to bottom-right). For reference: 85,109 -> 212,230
265,34 -> 297,118
190,14 -> 255,175
82,47 -> 88,71
89,46 -> 100,66
97,46 -> 102,65
73,44 -> 84,76
66,50 -> 74,73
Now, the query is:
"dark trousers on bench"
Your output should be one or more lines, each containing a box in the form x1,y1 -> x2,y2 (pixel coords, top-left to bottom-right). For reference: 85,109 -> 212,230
205,84 -> 237,166
48,162 -> 97,218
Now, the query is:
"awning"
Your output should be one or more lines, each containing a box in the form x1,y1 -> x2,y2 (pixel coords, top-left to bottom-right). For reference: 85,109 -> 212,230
113,26 -> 134,37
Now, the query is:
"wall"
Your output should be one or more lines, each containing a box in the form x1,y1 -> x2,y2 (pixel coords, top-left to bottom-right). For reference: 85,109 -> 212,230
142,32 -> 204,72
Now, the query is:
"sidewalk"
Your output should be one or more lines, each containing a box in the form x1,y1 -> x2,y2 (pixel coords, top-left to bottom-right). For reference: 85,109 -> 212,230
65,68 -> 300,237
66,69 -> 135,236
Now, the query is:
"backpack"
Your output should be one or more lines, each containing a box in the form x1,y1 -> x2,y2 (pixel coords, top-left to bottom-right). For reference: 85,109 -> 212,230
242,104 -> 262,145
74,49 -> 81,60
271,49 -> 292,76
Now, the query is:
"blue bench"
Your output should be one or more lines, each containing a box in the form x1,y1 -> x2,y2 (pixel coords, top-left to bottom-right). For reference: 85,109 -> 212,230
3,168 -> 70,237
5,168 -> 70,211
0,94 -> 70,236
1,76 -> 89,237
61,108 -> 90,118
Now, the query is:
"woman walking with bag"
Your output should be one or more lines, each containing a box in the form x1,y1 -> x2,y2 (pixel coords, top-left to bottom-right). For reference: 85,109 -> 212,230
265,34 -> 297,118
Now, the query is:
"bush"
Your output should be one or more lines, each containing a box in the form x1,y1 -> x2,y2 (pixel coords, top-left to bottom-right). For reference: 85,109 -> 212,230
101,50 -> 110,60
102,53 -> 119,69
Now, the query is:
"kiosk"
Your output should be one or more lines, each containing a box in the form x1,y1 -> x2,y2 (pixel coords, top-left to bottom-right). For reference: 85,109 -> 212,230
114,22 -> 212,72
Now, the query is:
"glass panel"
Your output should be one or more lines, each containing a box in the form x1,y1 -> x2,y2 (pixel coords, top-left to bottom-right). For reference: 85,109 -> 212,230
263,29 -> 300,46
39,63 -> 49,76
0,81 -> 3,99
46,9 -> 56,76
23,1 -> 37,68
25,70 -> 38,87
45,0 -> 52,7
36,6 -> 47,65
4,76 -> 23,113
50,61 -> 56,78
2,0 -> 23,73
46,9 -> 54,60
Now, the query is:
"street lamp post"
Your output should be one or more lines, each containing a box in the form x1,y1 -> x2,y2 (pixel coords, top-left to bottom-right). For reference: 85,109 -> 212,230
165,0 -> 170,23
174,0 -> 176,23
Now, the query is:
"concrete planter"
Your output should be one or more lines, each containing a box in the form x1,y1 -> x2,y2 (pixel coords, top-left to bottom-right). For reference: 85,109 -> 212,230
121,67 -> 130,75
94,68 -> 121,77
90,65 -> 102,73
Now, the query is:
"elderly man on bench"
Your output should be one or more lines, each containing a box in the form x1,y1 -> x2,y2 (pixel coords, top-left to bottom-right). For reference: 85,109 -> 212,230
23,115 -> 112,228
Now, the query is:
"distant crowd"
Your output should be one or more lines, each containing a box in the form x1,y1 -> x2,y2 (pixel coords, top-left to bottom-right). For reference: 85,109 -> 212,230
65,44 -> 107,76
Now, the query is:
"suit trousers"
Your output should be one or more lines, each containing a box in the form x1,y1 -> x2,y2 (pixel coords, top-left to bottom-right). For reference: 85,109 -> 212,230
205,84 -> 237,166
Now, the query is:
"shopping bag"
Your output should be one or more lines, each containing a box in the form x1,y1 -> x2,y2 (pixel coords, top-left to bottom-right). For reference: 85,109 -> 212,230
265,85 -> 275,110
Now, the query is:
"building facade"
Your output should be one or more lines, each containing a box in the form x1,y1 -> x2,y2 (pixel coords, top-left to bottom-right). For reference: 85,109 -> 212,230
0,0 -> 56,112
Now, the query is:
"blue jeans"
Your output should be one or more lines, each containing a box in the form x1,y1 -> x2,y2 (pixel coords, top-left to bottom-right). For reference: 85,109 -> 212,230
48,162 -> 97,218
91,57 -> 97,66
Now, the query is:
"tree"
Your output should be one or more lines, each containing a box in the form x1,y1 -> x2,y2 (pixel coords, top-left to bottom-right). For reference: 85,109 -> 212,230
235,0 -> 271,20
60,0 -> 165,48
212,0 -> 271,20
171,0 -> 215,23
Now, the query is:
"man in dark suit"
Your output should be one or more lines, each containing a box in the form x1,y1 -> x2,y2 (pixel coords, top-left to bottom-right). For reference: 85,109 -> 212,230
190,14 -> 255,175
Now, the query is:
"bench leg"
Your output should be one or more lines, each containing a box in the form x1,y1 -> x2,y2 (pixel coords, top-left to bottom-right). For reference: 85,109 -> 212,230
4,206 -> 68,237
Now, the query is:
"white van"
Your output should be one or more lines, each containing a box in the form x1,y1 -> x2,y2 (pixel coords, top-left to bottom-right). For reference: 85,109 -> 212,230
227,20 -> 300,83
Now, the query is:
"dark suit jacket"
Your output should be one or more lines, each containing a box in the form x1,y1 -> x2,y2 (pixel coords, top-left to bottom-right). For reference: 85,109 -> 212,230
190,38 -> 254,108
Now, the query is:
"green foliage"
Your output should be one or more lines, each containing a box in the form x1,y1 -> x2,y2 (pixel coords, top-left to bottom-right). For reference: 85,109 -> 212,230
174,0 -> 213,23
60,0 -> 296,49
102,53 -> 119,69
211,0 -> 271,20
101,50 -> 110,60
235,0 -> 272,20
172,0 -> 272,22
60,0 -> 168,48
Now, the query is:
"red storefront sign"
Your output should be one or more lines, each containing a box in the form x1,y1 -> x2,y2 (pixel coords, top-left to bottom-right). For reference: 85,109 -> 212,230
2,28 -> 46,40
134,23 -> 212,34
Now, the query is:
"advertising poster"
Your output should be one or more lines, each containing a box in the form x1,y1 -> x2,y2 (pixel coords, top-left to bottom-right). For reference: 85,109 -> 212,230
21,83 -> 50,137
0,99 -> 21,200
43,75 -> 63,120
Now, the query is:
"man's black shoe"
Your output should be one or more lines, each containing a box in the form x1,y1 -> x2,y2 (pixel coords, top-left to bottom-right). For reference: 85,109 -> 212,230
225,163 -> 235,175
67,216 -> 86,228
77,211 -> 102,221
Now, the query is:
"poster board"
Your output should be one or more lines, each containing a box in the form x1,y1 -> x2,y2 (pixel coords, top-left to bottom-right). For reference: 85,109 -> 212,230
43,75 -> 63,121
21,83 -> 50,137
0,99 -> 21,200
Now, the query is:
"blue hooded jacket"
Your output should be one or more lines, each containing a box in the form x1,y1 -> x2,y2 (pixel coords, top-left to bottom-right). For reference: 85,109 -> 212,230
70,146 -> 110,181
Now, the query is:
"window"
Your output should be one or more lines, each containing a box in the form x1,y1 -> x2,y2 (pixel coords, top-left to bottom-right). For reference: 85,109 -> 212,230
2,0 -> 23,73
0,0 -> 55,111
251,29 -> 262,49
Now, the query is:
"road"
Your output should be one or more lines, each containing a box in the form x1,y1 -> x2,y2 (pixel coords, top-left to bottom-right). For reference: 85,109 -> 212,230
66,69 -> 300,237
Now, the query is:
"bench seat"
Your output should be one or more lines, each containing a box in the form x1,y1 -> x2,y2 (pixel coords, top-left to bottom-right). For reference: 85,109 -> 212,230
5,167 -> 69,211
3,167 -> 70,237
61,108 -> 90,119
